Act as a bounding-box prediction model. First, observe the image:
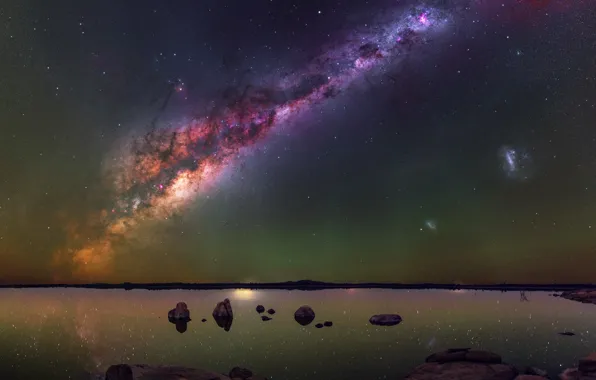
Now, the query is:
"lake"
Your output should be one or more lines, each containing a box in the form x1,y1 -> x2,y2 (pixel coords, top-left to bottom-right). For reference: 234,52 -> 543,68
0,289 -> 594,379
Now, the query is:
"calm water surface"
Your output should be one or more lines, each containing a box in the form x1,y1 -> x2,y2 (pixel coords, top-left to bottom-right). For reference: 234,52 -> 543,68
0,289 -> 595,379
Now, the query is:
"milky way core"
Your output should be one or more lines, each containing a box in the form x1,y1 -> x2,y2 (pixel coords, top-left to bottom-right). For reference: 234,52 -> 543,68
54,3 -> 460,280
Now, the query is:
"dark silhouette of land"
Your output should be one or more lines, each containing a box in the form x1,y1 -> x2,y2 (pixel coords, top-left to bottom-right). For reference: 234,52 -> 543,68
0,280 -> 594,291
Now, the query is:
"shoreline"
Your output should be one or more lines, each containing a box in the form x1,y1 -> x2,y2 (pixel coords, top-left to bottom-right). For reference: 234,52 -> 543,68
0,281 -> 594,291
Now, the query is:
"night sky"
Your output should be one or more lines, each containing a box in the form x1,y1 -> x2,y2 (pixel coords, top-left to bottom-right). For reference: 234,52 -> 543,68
1,0 -> 595,284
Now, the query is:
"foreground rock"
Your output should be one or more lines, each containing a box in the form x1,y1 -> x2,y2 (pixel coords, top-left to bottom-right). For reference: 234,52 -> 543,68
560,352 -> 596,379
104,364 -> 268,380
405,349 -> 524,380
558,289 -> 596,305
167,302 -> 190,321
369,314 -> 402,326
294,305 -> 315,326
106,364 -> 133,380
406,348 -> 553,380
213,298 -> 233,331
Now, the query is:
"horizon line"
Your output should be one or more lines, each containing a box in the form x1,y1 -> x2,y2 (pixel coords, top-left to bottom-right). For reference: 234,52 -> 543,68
0,280 -> 593,291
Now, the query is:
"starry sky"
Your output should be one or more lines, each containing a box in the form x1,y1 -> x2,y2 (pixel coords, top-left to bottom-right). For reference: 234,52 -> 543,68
1,0 -> 595,284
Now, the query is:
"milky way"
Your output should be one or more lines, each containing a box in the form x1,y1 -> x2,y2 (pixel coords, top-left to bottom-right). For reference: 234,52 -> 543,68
53,2 -> 465,280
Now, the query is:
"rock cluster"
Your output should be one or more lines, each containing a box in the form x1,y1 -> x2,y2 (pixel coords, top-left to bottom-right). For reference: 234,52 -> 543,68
405,348 -> 550,380
560,352 -> 596,379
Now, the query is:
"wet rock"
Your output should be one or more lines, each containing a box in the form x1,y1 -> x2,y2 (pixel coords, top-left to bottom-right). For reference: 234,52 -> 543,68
579,352 -> 596,373
229,367 -> 253,379
426,349 -> 501,364
213,298 -> 233,332
105,364 -> 133,380
106,364 -> 235,380
447,348 -> 471,353
267,308 -> 276,315
323,321 -> 333,327
213,298 -> 233,318
261,315 -> 272,321
524,366 -> 548,377
560,352 -> 596,379
558,289 -> 596,305
315,323 -> 324,328
406,350 -> 517,380
294,305 -> 315,326
167,302 -> 190,321
369,314 -> 402,326
256,305 -> 265,313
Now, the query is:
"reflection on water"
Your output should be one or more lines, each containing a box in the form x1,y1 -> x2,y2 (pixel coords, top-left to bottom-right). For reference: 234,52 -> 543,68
0,289 -> 595,379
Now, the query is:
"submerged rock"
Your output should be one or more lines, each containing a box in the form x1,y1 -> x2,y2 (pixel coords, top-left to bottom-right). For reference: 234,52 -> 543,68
369,314 -> 402,326
524,366 -> 548,377
323,321 -> 333,327
315,323 -> 324,328
261,315 -> 272,321
105,364 -> 133,380
559,331 -> 576,336
167,302 -> 190,322
229,366 -> 253,379
267,308 -> 276,315
256,305 -> 265,313
294,305 -> 315,326
406,349 -> 518,380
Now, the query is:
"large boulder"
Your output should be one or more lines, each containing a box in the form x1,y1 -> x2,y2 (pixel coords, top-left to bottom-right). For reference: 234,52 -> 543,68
405,349 -> 518,380
369,314 -> 402,326
213,298 -> 233,318
213,298 -> 233,331
105,364 -> 133,380
167,302 -> 190,321
294,305 -> 315,326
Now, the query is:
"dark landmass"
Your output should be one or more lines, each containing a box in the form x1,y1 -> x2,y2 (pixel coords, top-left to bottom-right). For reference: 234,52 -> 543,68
0,280 -> 595,291
558,289 -> 596,304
